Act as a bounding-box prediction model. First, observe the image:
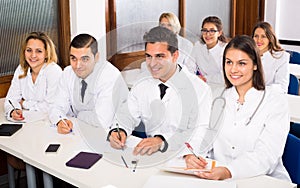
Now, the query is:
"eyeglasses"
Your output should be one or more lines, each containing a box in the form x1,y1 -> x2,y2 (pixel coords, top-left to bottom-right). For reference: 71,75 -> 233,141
201,29 -> 218,35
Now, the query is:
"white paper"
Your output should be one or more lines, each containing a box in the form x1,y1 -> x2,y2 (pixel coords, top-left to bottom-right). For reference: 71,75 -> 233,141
7,111 -> 47,123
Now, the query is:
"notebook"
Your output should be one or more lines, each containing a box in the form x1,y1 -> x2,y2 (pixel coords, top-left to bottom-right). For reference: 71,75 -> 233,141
0,123 -> 23,136
66,152 -> 102,169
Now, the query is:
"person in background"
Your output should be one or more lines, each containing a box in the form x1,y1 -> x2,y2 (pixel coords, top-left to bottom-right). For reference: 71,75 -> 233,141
49,33 -> 128,134
108,26 -> 211,155
184,35 -> 290,182
140,12 -> 193,72
252,21 -> 290,93
4,31 -> 62,174
186,16 -> 227,85
4,31 -> 62,121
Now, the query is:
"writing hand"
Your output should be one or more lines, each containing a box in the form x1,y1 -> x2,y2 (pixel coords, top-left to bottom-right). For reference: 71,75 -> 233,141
57,119 -> 73,134
198,75 -> 207,82
11,109 -> 24,121
109,131 -> 126,149
184,154 -> 207,169
194,166 -> 232,180
133,137 -> 162,155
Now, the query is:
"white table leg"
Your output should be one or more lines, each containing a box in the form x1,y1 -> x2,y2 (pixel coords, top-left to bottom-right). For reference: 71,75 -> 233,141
43,171 -> 53,188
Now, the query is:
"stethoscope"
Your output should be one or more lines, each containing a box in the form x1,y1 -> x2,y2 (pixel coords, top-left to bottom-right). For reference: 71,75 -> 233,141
210,88 -> 266,129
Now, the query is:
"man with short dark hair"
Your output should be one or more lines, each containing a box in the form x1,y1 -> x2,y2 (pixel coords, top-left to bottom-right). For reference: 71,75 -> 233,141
108,26 -> 211,155
49,33 -> 128,134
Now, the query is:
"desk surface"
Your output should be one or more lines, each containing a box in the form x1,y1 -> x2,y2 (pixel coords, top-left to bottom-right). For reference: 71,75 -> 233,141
0,98 -> 296,188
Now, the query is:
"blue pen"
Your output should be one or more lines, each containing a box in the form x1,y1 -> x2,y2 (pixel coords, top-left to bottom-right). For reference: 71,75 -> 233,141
59,116 -> 73,133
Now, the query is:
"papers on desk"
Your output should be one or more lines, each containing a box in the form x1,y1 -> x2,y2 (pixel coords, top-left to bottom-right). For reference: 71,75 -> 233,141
143,175 -> 237,188
7,111 -> 47,123
161,157 -> 218,175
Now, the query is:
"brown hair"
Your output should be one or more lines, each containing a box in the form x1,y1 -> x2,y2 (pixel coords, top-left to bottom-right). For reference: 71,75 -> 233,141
201,16 -> 227,43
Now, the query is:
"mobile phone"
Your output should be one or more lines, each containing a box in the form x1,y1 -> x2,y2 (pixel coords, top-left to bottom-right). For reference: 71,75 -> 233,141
45,144 -> 60,153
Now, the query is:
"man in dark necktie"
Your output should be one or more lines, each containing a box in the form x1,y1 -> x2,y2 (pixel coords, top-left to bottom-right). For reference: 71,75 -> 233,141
108,26 -> 212,156
49,34 -> 128,134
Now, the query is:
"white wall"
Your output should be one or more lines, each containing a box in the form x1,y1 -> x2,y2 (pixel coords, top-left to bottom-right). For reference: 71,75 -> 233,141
265,0 -> 300,52
69,0 -> 106,61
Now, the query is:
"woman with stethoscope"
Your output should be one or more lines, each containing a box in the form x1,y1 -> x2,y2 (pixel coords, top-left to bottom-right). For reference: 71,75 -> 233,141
184,35 -> 291,181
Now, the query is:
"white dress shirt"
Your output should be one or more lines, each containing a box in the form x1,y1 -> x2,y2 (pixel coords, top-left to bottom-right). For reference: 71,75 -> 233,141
115,66 -> 212,146
211,86 -> 290,181
4,62 -> 62,116
261,51 -> 290,93
49,61 -> 129,130
185,41 -> 227,85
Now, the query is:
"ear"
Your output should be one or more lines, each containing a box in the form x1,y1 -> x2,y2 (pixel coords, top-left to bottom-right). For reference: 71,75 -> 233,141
218,30 -> 223,37
172,50 -> 179,63
95,52 -> 100,62
253,65 -> 257,70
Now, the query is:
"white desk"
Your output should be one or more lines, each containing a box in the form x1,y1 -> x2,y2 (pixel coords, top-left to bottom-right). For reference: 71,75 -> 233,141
0,98 -> 296,188
288,94 -> 300,123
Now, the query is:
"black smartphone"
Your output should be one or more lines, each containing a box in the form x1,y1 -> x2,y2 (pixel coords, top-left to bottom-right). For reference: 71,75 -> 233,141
45,144 -> 60,153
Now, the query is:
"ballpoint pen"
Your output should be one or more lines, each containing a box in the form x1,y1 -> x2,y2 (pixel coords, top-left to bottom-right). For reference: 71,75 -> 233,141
59,116 -> 73,133
8,100 -> 22,117
184,142 -> 200,159
116,123 -> 124,150
121,156 -> 128,168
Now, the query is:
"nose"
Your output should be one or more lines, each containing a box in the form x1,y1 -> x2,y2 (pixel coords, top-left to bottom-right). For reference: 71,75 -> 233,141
31,51 -> 37,57
148,57 -> 157,68
76,60 -> 83,69
230,63 -> 238,73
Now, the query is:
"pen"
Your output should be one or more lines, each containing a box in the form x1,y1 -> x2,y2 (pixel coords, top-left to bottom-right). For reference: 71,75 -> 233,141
116,123 -> 124,150
184,142 -> 200,159
59,116 -> 73,133
8,100 -> 21,116
121,155 -> 128,168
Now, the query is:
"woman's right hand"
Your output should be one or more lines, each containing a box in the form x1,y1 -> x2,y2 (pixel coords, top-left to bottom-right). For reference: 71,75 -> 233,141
184,154 -> 208,169
11,109 -> 24,121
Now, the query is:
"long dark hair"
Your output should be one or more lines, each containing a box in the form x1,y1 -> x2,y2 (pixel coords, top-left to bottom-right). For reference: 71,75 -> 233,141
223,35 -> 265,90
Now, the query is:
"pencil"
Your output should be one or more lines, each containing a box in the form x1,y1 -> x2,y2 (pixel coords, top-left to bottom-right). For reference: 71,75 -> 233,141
121,155 -> 128,168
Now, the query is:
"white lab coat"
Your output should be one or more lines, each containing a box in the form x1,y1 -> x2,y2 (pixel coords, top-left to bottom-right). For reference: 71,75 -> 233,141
115,66 -> 212,145
211,86 -> 290,181
49,61 -> 129,130
261,51 -> 290,93
4,62 -> 62,116
185,41 -> 226,85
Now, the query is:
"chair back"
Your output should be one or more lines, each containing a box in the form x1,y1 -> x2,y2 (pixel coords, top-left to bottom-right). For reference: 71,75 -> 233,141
288,74 -> 299,95
287,50 -> 300,64
282,133 -> 300,184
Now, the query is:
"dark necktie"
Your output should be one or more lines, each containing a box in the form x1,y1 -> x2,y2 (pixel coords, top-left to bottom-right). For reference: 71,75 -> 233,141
81,80 -> 87,102
159,83 -> 168,99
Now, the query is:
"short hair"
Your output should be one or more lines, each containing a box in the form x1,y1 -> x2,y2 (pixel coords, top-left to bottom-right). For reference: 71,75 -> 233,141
223,35 -> 265,90
70,34 -> 98,55
252,21 -> 283,56
19,31 -> 58,79
159,12 -> 181,34
143,26 -> 178,54
201,16 -> 227,43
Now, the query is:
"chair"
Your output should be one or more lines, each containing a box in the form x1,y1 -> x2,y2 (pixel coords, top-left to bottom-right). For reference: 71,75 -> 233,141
287,50 -> 300,64
288,74 -> 299,95
282,133 -> 300,184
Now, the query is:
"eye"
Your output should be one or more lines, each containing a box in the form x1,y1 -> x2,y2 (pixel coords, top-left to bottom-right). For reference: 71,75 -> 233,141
81,56 -> 90,62
156,54 -> 165,59
37,49 -> 43,53
239,61 -> 246,66
70,56 -> 77,62
225,60 -> 232,65
26,49 -> 32,53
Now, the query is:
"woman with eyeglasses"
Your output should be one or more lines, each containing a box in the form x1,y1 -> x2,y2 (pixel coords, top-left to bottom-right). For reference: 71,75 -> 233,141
186,16 -> 227,85
184,35 -> 290,181
252,21 -> 290,93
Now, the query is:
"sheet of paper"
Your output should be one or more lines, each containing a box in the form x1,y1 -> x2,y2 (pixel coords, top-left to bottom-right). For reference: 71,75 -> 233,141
161,157 -> 219,175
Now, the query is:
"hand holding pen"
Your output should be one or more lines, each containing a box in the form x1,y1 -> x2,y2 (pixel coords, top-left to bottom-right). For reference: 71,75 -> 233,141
109,123 -> 126,149
57,116 -> 73,134
8,100 -> 24,121
184,142 -> 208,169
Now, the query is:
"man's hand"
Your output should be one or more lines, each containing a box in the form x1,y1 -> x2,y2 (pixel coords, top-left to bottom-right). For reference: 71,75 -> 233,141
133,137 -> 163,155
57,119 -> 73,134
109,131 -> 126,149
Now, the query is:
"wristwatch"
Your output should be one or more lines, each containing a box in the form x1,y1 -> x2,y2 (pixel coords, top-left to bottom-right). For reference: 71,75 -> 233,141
154,135 -> 168,153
